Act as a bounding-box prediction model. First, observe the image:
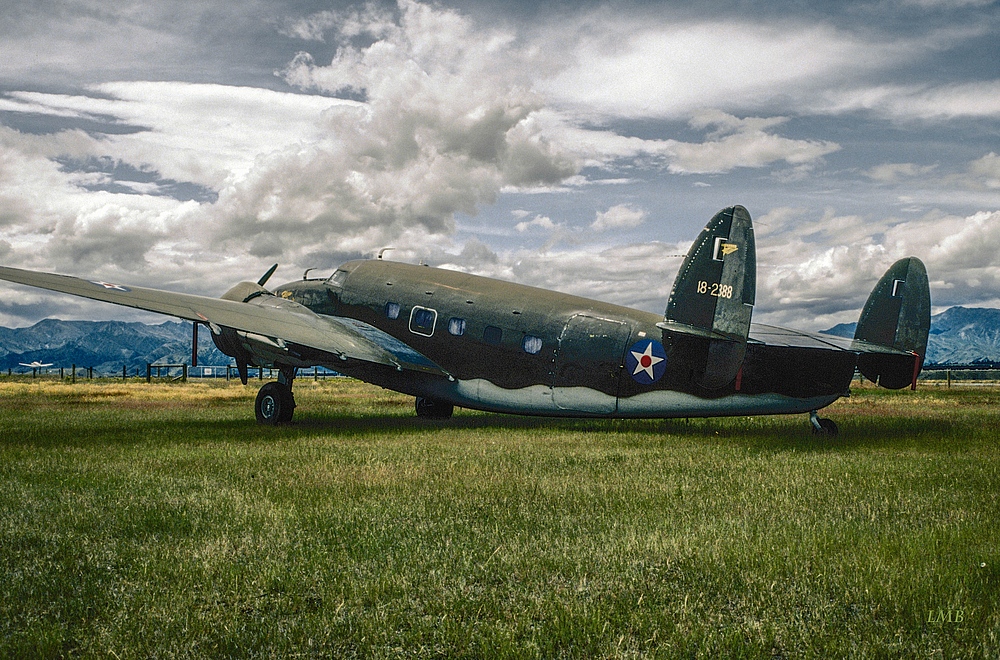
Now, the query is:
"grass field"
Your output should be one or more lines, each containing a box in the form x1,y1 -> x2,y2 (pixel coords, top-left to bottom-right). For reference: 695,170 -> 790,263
0,377 -> 997,658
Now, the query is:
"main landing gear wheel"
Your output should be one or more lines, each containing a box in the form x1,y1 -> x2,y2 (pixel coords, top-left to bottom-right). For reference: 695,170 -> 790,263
809,411 -> 838,436
256,381 -> 295,425
415,397 -> 454,420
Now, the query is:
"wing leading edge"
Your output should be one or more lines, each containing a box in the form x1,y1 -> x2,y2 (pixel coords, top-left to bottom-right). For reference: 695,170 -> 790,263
0,265 -> 448,377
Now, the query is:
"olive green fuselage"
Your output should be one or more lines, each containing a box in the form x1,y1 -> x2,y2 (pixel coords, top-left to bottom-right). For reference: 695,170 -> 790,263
273,260 -> 855,418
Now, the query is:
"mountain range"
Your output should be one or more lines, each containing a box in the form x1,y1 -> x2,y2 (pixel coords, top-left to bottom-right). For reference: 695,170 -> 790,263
2,306 -> 1000,374
0,319 -> 229,374
821,306 -> 1000,365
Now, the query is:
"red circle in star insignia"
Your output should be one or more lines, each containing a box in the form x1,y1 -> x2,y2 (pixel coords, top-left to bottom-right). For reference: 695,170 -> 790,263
640,355 -> 652,368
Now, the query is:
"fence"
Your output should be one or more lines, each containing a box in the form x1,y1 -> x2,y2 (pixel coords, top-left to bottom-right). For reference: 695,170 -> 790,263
2,364 -> 342,382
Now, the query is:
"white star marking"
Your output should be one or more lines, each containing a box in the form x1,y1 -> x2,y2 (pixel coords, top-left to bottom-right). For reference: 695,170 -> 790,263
630,342 -> 664,380
91,281 -> 129,291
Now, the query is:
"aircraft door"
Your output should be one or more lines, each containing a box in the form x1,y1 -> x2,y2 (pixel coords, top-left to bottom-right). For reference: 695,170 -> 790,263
550,314 -> 631,414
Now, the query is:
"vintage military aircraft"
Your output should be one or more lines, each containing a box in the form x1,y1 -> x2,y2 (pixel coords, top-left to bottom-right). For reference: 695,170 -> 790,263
0,206 -> 929,434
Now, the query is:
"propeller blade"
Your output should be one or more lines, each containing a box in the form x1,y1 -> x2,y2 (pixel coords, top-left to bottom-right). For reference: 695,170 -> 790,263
257,263 -> 279,287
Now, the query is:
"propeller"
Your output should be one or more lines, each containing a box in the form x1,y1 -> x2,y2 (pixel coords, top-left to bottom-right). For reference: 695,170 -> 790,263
257,263 -> 279,287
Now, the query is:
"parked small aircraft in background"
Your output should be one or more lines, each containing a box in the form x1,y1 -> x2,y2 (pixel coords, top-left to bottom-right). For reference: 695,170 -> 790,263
0,206 -> 930,434
17,361 -> 54,378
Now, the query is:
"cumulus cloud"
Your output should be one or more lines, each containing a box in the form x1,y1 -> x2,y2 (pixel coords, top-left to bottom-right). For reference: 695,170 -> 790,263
530,108 -> 839,175
591,204 -> 647,232
539,18 -> 913,119
0,1 -> 584,303
515,215 -> 557,232
865,162 -> 938,183
217,0 -> 580,256
967,153 -> 1000,189
817,81 -> 1000,120
749,206 -> 1000,329
665,111 -> 840,174
280,5 -> 398,43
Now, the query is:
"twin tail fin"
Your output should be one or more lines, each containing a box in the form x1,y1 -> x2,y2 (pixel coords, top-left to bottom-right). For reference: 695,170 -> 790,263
658,206 -> 756,390
854,257 -> 931,389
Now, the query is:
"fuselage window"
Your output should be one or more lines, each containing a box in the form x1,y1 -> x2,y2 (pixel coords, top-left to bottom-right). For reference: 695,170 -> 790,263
483,325 -> 502,346
448,317 -> 466,336
522,335 -> 543,355
410,306 -> 437,337
385,302 -> 401,320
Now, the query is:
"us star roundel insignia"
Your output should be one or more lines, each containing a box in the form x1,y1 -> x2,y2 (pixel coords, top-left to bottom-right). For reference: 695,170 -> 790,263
626,338 -> 667,385
90,281 -> 131,292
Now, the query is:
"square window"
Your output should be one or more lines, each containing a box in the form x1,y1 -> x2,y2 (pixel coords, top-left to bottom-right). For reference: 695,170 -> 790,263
522,335 -> 543,354
385,302 -> 401,319
409,306 -> 437,336
448,317 -> 466,336
483,325 -> 502,346
891,279 -> 905,298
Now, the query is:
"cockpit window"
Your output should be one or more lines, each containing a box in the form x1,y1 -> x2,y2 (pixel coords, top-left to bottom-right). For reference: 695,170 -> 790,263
328,270 -> 349,287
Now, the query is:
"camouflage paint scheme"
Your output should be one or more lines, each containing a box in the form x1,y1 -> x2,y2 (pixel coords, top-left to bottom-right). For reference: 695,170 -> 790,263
0,206 -> 930,424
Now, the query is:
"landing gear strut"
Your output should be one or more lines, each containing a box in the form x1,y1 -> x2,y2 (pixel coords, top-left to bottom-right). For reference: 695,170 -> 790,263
255,367 -> 296,425
809,410 -> 838,436
415,397 -> 454,420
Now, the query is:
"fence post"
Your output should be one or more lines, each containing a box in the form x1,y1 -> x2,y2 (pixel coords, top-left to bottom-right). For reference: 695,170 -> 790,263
182,364 -> 188,382
947,369 -> 951,389
72,364 -> 76,384
146,364 -> 151,383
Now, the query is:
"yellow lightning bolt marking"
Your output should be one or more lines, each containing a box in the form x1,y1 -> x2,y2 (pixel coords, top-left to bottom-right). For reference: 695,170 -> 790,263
720,243 -> 739,256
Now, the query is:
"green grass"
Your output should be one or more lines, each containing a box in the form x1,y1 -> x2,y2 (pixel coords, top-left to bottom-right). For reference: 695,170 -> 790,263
0,378 -> 997,658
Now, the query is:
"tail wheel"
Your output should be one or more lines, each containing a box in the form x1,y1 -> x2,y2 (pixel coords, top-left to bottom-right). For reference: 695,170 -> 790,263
256,381 -> 295,425
415,397 -> 454,420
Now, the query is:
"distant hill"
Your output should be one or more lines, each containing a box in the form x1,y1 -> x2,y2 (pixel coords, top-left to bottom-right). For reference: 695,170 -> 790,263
821,306 -> 1000,365
0,319 -> 230,374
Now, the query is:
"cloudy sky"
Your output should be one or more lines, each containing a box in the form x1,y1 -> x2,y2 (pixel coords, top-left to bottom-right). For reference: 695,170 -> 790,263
1,0 -> 999,330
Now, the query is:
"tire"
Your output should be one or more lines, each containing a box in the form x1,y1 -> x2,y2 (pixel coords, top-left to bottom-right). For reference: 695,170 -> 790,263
255,381 -> 295,425
812,417 -> 838,436
415,396 -> 454,420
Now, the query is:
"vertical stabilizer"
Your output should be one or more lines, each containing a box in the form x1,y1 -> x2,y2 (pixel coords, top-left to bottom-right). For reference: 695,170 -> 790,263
662,205 -> 756,340
658,206 -> 756,390
854,257 -> 931,389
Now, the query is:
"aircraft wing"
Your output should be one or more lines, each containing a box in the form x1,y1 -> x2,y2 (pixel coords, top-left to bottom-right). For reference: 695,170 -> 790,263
0,265 -> 448,377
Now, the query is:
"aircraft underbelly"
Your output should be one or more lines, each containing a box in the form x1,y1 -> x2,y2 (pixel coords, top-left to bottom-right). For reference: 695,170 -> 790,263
452,378 -> 840,418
